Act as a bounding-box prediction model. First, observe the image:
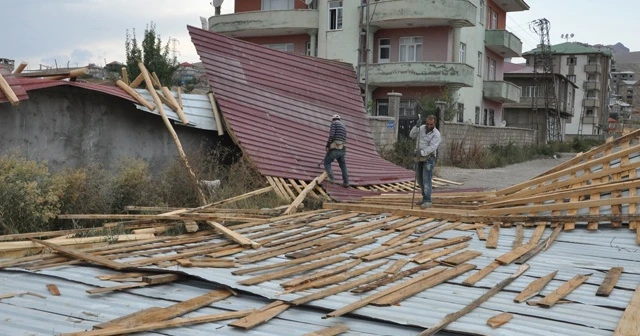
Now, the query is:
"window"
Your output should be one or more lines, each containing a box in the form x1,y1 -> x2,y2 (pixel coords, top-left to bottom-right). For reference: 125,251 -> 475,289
399,37 -> 423,62
567,75 -> 576,83
261,0 -> 294,10
475,106 -> 481,124
585,109 -> 594,116
378,38 -> 391,63
456,103 -> 464,123
567,57 -> 577,65
490,10 -> 498,29
477,52 -> 483,76
486,58 -> 496,80
522,86 -> 539,97
488,109 -> 495,126
479,0 -> 485,24
459,43 -> 467,63
376,99 -> 389,116
263,43 -> 294,52
329,1 -> 343,31
483,108 -> 488,125
306,42 -> 311,56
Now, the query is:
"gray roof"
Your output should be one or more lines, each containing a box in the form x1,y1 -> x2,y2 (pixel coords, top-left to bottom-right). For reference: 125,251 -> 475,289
134,88 -> 218,131
3,211 -> 638,336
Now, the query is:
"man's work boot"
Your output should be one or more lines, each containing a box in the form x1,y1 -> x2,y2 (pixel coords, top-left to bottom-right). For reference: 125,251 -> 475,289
420,202 -> 432,209
342,183 -> 349,188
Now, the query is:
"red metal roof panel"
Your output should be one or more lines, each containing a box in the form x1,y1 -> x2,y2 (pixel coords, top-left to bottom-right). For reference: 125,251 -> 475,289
0,75 -> 29,103
188,26 -> 414,186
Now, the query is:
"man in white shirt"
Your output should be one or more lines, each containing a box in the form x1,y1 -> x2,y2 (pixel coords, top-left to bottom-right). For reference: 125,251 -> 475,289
409,115 -> 441,209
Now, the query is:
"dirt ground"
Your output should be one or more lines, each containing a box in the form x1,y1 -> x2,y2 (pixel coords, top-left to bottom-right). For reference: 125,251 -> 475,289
436,153 -> 575,191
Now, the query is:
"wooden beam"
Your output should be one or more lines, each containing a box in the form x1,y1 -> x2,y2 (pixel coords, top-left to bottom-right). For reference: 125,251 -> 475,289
0,72 -> 20,106
229,301 -> 290,329
29,239 -> 127,270
239,256 -> 348,285
495,243 -> 537,265
138,61 -> 207,205
176,87 -> 183,109
513,270 -> 557,303
161,86 -> 189,124
462,261 -> 500,286
129,73 -> 144,88
121,67 -> 129,85
487,312 -> 513,328
284,172 -> 328,215
614,284 -> 640,336
418,265 -> 529,336
115,80 -> 156,111
596,267 -> 624,297
208,92 -> 225,136
302,324 -> 349,336
537,273 -> 590,308
486,223 -> 500,249
206,221 -> 260,249
13,62 -> 27,74
150,71 -> 162,88
59,310 -> 253,336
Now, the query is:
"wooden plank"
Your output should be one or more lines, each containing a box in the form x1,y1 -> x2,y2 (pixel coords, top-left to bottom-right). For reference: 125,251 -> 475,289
205,221 -> 260,249
352,262 -> 439,294
283,261 -> 387,294
325,268 -> 446,318
115,79 -> 155,111
87,282 -> 148,294
229,301 -> 290,329
413,243 -> 469,264
537,274 -> 590,308
302,324 -> 349,336
372,263 -> 476,306
286,238 -> 351,259
462,261 -> 501,286
47,284 -> 60,296
513,224 -> 524,248
486,223 -> 500,249
596,267 -> 624,297
476,226 -> 487,241
393,217 -> 434,231
177,259 -> 237,268
385,259 -> 410,274
529,224 -> 546,245
60,310 -> 253,336
266,176 -> 291,201
495,243 -> 537,265
297,180 -> 320,199
614,284 -> 640,336
419,265 -> 529,336
239,256 -> 349,285
209,186 -> 274,208
440,250 -> 482,265
0,72 -> 19,106
400,236 -> 472,255
94,307 -> 163,329
207,91 -> 224,134
284,173 -> 328,215
29,239 -> 127,270
291,272 -> 388,305
281,259 -> 362,288
487,312 -> 513,328
277,177 -> 298,201
513,270 -> 558,303
383,228 -> 416,247
160,86 -> 188,124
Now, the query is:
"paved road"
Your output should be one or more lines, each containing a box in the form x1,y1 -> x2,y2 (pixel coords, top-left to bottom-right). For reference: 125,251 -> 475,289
436,153 -> 574,191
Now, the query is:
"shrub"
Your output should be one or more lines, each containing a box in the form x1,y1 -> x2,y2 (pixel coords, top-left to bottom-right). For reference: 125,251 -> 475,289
109,158 -> 160,213
53,165 -> 111,229
380,137 -> 417,170
0,155 -> 64,234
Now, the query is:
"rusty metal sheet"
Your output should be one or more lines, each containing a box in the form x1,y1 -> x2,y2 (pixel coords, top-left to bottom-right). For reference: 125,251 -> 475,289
188,26 -> 414,186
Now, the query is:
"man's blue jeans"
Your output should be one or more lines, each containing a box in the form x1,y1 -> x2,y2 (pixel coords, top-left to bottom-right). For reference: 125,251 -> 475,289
416,157 -> 435,203
324,148 -> 349,184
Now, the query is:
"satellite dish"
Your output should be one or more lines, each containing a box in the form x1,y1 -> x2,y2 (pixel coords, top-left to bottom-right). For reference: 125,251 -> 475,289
304,0 -> 313,4
200,16 -> 208,29
561,34 -> 565,38
211,0 -> 224,7
571,33 -> 574,38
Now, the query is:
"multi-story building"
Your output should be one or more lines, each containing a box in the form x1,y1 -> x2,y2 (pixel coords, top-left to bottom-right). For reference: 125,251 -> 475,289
611,70 -> 635,93
0,58 -> 15,72
523,42 -> 613,136
503,63 -> 577,143
616,79 -> 637,106
208,0 -> 529,136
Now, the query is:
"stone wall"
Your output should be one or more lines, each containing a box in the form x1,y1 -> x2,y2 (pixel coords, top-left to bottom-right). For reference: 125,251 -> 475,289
368,116 -> 397,151
0,86 -> 219,174
438,122 -> 537,161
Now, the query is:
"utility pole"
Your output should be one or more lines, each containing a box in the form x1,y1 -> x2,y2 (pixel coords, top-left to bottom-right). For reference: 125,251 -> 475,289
364,0 -> 371,114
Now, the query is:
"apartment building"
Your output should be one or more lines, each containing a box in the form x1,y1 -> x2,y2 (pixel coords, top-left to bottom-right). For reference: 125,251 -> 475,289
523,42 -> 613,136
208,0 -> 529,135
503,63 -> 577,143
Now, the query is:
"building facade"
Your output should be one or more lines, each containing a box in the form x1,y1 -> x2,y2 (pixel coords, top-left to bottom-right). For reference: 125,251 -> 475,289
523,42 -> 612,136
208,0 -> 529,137
503,64 -> 577,143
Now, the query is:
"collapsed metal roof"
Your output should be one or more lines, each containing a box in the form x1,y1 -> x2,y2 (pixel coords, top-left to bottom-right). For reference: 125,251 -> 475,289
188,26 -> 414,186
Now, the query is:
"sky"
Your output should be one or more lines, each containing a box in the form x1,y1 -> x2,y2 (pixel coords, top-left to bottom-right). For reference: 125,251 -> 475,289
2,0 -> 638,71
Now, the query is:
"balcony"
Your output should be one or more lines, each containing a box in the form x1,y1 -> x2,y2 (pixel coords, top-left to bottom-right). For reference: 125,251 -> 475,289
208,10 -> 318,37
366,0 -> 477,29
483,81 -> 521,103
584,80 -> 601,91
585,64 -> 602,74
485,30 -> 523,58
582,116 -> 598,124
583,97 -> 600,107
492,0 -> 530,12
366,62 -> 475,87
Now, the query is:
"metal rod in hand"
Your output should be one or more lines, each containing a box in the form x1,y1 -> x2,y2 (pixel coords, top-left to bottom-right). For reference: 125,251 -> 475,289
410,114 -> 421,209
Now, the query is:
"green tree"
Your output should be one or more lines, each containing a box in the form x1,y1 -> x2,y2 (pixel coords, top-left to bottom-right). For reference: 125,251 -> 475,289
125,22 -> 178,87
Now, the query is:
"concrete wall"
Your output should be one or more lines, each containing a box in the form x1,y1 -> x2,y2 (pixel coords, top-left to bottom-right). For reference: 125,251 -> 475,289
0,87 -> 217,174
438,121 -> 536,161
242,34 -> 310,55
368,116 -> 397,151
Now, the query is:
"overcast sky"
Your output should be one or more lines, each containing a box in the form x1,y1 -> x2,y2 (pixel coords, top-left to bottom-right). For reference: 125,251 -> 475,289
2,0 -> 637,71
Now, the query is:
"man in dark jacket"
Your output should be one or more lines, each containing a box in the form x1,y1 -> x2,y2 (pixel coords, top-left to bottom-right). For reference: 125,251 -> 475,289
324,114 -> 349,187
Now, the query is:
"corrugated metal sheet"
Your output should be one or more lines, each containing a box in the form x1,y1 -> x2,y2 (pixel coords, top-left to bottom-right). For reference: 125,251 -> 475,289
0,268 -> 426,336
134,88 -> 217,131
8,215 -> 634,336
188,26 -> 414,186
0,74 -> 29,103
1,77 -> 216,131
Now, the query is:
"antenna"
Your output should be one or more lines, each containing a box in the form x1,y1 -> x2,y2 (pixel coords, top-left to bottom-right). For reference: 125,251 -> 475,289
561,33 -> 574,42
169,38 -> 181,59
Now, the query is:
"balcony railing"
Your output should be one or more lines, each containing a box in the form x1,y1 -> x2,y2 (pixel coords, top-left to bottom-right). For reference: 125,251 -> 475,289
492,0 -> 530,12
366,62 -> 475,87
483,81 -> 521,103
584,64 -> 602,74
485,30 -> 522,58
583,97 -> 600,107
208,9 -> 319,37
366,0 -> 476,29
584,80 -> 601,91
